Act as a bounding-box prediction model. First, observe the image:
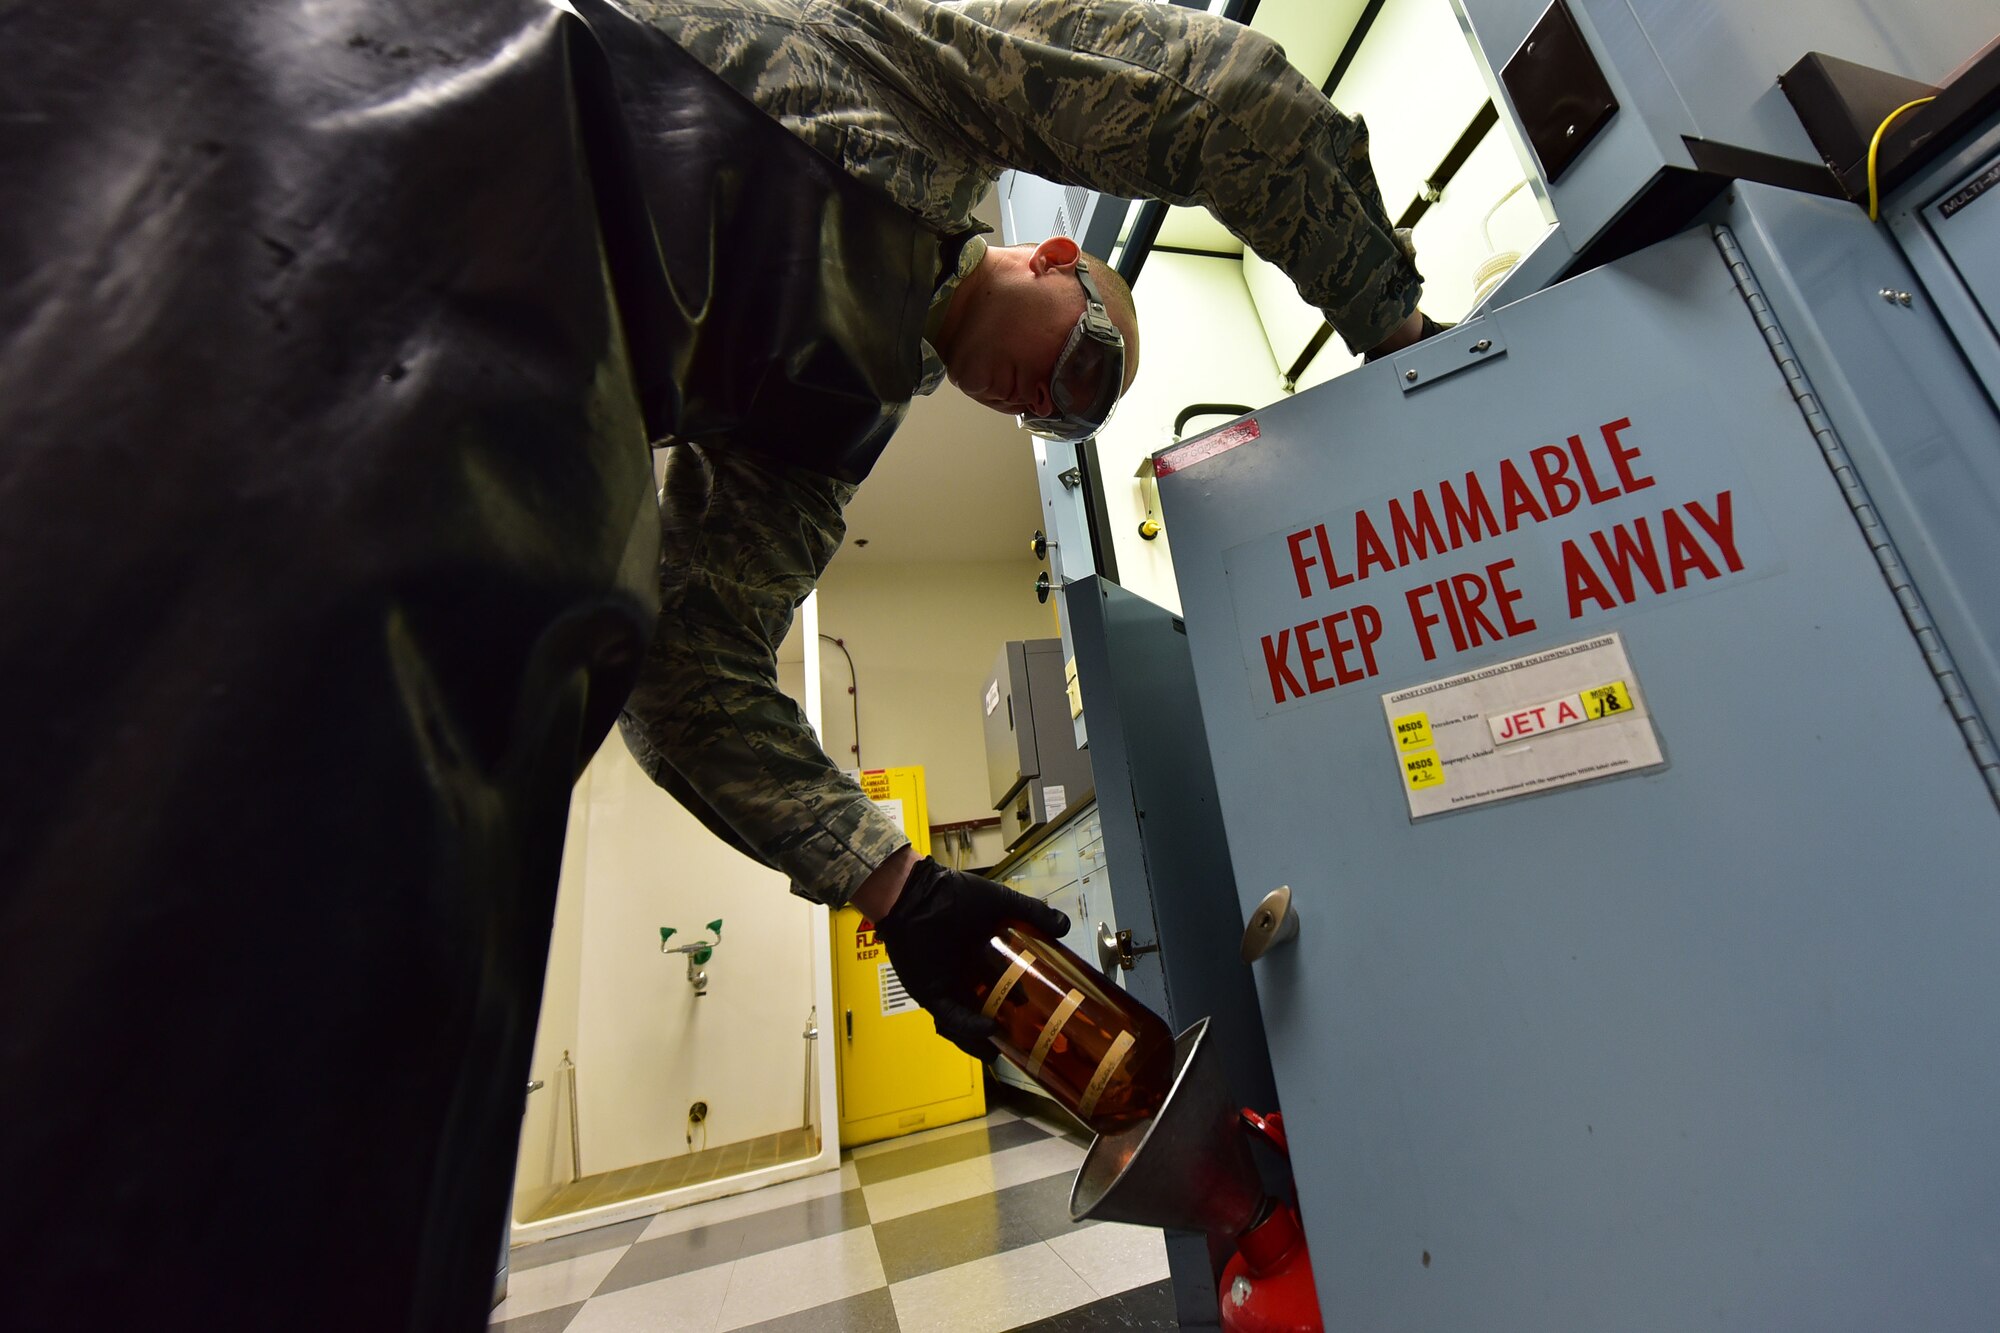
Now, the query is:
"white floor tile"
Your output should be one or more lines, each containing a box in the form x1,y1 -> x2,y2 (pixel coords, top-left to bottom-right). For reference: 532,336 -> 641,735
563,1260 -> 735,1333
889,1241 -> 1098,1333
1047,1221 -> 1171,1298
858,1160 -> 986,1223
982,1134 -> 1087,1191
638,1163 -> 852,1243
861,1135 -> 1085,1223
712,1224 -> 886,1331
841,1108 -> 1016,1162
490,1244 -> 626,1322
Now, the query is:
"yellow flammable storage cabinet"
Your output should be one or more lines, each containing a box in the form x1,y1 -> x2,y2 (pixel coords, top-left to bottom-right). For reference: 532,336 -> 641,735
831,766 -> 986,1146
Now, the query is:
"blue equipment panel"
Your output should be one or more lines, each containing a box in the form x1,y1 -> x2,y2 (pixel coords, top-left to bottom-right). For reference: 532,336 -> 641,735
1929,153 -> 2000,317
1158,225 -> 2000,1329
1062,576 -> 1282,1330
1887,113 -> 2000,413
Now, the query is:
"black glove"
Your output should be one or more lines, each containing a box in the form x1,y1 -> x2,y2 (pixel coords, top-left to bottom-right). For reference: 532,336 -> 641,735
873,857 -> 1071,1059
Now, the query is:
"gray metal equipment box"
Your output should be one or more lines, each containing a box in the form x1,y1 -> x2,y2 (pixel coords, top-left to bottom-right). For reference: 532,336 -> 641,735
1121,3 -> 2000,1325
1156,217 -> 2000,1329
1454,0 -> 1995,266
981,638 -> 1091,850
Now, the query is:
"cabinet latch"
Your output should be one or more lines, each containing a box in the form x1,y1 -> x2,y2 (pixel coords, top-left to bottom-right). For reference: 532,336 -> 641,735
1097,921 -> 1161,972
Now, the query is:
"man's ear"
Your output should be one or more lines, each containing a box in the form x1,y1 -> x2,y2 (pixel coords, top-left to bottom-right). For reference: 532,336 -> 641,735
1027,234 -> 1082,275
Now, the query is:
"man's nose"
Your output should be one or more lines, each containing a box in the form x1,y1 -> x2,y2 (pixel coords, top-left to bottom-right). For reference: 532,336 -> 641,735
1025,381 -> 1054,417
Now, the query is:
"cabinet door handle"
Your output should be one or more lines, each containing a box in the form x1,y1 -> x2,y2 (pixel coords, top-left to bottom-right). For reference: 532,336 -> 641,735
1241,885 -> 1302,962
844,1008 -> 854,1041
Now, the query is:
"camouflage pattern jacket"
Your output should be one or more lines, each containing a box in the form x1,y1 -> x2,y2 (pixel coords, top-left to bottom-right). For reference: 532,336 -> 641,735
612,0 -> 1420,909
619,0 -> 1418,355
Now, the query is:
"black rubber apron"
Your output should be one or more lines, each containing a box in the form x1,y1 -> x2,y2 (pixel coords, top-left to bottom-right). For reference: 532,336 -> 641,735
0,0 -> 939,1327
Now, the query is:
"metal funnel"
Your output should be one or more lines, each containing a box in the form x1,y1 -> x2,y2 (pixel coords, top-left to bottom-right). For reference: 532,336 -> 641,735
1068,1017 -> 1266,1236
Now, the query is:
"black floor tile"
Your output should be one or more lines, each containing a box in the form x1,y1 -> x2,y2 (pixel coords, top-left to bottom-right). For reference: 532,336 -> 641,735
491,1300 -> 586,1333
871,1171 -> 1095,1284
1000,1278 -> 1179,1331
594,1188 -> 869,1296
994,1170 -> 1094,1244
872,1187 -> 1043,1284
851,1118 -> 1052,1186
730,1286 -> 900,1333
1003,1100 -> 1093,1151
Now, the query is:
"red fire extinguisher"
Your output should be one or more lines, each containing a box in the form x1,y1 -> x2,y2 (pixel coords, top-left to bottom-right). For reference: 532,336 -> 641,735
1219,1109 -> 1322,1333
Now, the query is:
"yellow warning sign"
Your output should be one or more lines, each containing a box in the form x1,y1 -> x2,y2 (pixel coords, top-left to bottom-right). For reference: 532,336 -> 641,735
1581,681 -> 1634,720
1390,711 -> 1433,752
853,918 -> 882,962
1402,749 -> 1445,790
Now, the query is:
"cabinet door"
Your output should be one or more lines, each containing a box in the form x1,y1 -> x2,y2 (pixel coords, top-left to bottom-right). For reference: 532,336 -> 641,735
1160,227 -> 2000,1330
832,908 -> 979,1136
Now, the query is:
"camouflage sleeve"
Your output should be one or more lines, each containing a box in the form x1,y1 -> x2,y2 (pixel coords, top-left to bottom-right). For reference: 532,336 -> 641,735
618,443 -> 910,907
828,0 -> 1421,352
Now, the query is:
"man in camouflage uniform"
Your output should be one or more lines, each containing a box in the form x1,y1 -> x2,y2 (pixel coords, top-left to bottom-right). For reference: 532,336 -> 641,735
604,0 -> 1429,1046
0,0 -> 1429,1321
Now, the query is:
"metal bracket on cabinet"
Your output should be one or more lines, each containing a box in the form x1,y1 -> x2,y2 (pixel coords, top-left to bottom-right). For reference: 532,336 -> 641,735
1393,320 -> 1507,394
1097,921 -> 1161,972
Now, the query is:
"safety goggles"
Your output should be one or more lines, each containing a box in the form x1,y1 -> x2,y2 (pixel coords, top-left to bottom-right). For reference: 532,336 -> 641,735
1020,257 -> 1126,443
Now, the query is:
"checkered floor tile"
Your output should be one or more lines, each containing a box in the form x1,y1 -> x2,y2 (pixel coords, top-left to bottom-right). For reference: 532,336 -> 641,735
493,1105 -> 1178,1332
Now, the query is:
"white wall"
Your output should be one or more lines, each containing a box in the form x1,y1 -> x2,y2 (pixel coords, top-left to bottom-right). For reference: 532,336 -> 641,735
1326,0 -> 1546,333
514,609 -> 830,1211
1257,0 -> 1550,396
514,779 -> 592,1221
1093,253 -> 1289,615
1335,0 -> 1493,214
814,556 -> 1061,870
1083,0 -> 1544,595
562,733 -> 820,1178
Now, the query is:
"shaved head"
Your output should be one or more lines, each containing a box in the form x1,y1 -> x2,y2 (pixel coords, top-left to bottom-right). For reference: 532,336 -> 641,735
935,236 -> 1141,426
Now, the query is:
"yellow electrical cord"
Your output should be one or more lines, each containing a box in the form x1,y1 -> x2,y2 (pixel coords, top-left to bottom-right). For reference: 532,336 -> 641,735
1867,96 -> 1936,221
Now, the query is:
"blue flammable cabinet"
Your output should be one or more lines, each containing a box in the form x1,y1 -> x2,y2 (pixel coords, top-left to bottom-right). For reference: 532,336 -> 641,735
1153,123 -> 2000,1333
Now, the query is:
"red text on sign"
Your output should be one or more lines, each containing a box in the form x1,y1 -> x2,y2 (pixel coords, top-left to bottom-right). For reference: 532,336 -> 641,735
1403,558 -> 1539,663
1260,604 -> 1385,703
1562,491 -> 1743,618
1494,697 -> 1585,742
1282,417 -> 1653,598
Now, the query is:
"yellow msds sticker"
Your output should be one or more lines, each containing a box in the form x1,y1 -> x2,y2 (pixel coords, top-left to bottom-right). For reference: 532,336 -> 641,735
1391,711 -> 1433,752
1402,749 -> 1445,790
1581,681 -> 1635,719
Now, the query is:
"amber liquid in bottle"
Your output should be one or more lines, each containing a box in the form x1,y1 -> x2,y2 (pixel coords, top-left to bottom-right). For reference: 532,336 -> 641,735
970,921 -> 1177,1135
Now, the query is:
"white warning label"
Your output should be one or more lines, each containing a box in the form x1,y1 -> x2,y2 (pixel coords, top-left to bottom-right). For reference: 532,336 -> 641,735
1381,633 -> 1663,819
880,963 -> 919,1017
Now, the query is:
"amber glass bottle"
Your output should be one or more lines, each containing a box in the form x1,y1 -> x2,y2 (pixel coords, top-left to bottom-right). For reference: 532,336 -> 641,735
971,920 -> 1178,1134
